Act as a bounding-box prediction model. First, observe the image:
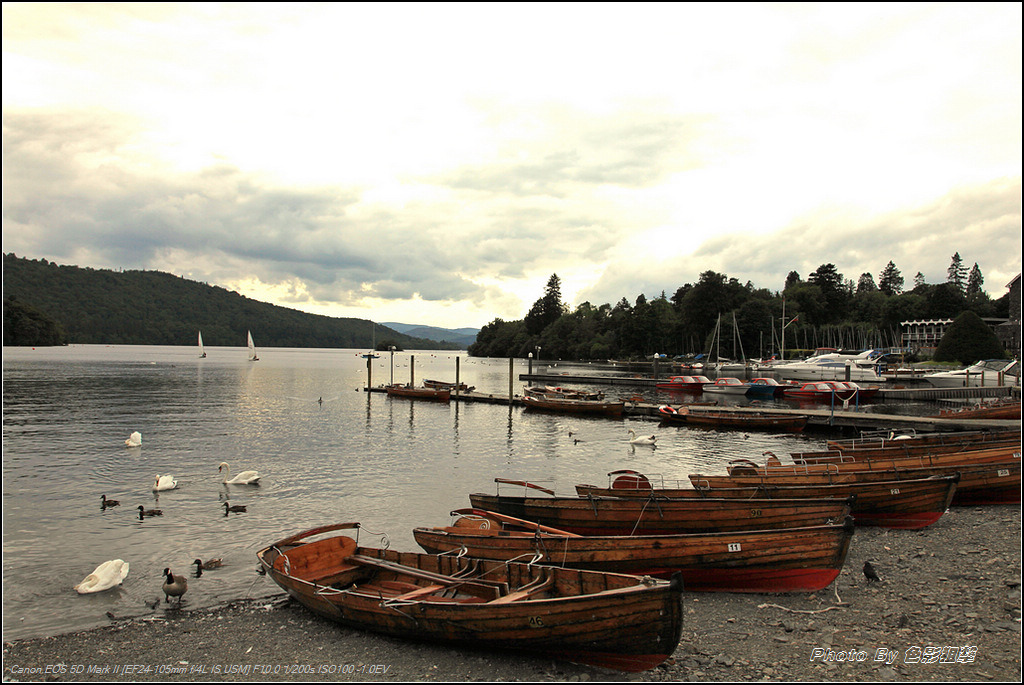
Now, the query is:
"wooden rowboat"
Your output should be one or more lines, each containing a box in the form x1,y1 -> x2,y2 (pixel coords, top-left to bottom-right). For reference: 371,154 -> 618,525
686,473 -> 960,529
522,394 -> 624,416
413,508 -> 856,593
658,405 -> 808,433
930,400 -> 1021,420
796,436 -> 1021,464
469,479 -> 853,535
824,428 -> 1020,454
385,384 -> 451,402
256,523 -> 684,672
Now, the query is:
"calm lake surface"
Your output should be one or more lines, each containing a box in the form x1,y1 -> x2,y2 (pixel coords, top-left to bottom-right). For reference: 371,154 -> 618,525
3,344 -> 924,641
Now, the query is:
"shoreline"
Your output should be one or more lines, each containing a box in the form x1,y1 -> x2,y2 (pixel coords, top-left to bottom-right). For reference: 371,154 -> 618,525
3,506 -> 1021,682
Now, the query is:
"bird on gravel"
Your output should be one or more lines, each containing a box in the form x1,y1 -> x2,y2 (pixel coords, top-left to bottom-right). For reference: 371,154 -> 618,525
162,568 -> 188,603
863,560 -> 881,583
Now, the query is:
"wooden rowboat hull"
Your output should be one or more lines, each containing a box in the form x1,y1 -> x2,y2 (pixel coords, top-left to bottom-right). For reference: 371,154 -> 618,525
522,395 -> 625,416
686,475 -> 960,529
659,407 -> 807,432
386,385 -> 451,402
414,512 -> 855,593
468,492 -> 853,536
257,523 -> 684,672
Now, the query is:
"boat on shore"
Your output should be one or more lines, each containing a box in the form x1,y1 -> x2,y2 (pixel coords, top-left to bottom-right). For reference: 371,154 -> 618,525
658,405 -> 808,433
256,522 -> 684,672
469,479 -> 853,535
686,473 -> 960,529
386,384 -> 451,402
413,508 -> 855,593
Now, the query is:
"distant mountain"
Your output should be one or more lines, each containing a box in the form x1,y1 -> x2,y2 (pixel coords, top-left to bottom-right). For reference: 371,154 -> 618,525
381,322 -> 479,347
2,254 -> 464,350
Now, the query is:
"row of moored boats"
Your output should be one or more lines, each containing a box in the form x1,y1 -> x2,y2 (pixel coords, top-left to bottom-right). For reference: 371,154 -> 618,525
258,427 -> 1020,673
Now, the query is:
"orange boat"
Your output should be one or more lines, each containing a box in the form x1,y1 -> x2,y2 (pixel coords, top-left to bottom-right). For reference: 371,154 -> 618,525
414,508 -> 855,593
257,522 -> 684,673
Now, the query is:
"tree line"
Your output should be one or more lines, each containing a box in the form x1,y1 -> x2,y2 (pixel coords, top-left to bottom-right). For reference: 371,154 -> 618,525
2,254 -> 462,350
468,255 -> 1013,362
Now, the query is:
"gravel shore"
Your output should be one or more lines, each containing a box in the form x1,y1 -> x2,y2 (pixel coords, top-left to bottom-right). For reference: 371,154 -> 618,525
4,506 -> 1020,682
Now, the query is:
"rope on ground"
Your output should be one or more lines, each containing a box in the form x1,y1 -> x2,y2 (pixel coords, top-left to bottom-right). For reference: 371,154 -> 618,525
757,585 -> 846,614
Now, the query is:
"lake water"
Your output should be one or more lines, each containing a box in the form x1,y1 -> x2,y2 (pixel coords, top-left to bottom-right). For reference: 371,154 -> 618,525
3,345 -> 904,642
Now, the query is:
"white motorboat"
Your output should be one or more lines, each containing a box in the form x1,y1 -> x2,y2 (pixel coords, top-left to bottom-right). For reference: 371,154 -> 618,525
922,359 -> 1019,388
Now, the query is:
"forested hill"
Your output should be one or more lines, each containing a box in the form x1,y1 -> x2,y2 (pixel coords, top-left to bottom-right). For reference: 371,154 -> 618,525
2,254 -> 464,350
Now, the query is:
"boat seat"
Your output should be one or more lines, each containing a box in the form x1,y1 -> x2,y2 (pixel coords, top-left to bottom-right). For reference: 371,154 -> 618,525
490,574 -> 554,604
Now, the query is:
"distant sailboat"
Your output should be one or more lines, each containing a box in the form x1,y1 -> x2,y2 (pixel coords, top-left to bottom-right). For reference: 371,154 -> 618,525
247,330 -> 259,361
198,331 -> 206,358
362,321 -> 380,359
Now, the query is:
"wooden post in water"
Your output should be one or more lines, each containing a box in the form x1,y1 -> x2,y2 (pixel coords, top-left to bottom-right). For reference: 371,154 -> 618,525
455,356 -> 461,402
410,355 -> 415,387
366,355 -> 372,390
509,357 -> 514,404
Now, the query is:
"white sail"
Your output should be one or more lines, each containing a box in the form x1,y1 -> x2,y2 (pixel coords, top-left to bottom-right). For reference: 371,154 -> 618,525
198,331 -> 206,358
247,331 -> 259,361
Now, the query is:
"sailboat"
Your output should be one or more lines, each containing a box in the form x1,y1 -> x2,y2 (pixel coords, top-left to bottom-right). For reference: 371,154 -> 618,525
247,330 -> 259,361
362,321 -> 380,359
198,331 -> 206,358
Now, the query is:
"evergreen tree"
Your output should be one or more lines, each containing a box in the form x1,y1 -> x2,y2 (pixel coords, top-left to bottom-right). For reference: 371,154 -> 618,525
808,264 -> 847,323
947,252 -> 968,293
933,310 -> 1006,364
878,261 -> 904,296
966,263 -> 984,297
913,272 -> 927,290
784,271 -> 801,290
524,274 -> 565,335
856,273 -> 877,294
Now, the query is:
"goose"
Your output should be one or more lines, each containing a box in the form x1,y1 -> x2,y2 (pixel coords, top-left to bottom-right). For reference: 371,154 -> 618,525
193,558 -> 223,576
101,495 -> 120,508
152,475 -> 177,491
137,506 -> 163,519
125,431 -> 142,447
218,462 -> 261,485
223,502 -> 247,514
74,559 -> 129,594
162,568 -> 187,603
628,429 -> 657,446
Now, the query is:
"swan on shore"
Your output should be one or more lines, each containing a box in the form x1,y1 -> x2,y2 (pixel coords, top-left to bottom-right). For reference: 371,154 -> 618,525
218,462 -> 261,485
74,560 -> 129,594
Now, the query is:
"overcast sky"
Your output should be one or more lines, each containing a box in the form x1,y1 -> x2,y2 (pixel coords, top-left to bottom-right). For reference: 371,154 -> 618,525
3,3 -> 1021,330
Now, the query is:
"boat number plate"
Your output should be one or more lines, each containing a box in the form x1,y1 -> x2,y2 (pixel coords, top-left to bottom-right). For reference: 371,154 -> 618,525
749,509 -> 762,517
529,616 -> 545,628
998,469 -> 1009,477
728,543 -> 742,552
890,488 -> 900,495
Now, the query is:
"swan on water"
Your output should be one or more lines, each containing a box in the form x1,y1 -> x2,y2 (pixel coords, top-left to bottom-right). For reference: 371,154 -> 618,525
74,560 -> 129,594
218,462 -> 261,485
125,431 -> 142,447
628,429 -> 657,446
152,475 -> 177,491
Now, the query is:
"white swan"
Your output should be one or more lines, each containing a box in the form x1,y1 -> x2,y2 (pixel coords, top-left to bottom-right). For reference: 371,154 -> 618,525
125,431 -> 142,447
628,429 -> 657,446
152,474 -> 177,491
218,462 -> 261,485
74,559 -> 129,594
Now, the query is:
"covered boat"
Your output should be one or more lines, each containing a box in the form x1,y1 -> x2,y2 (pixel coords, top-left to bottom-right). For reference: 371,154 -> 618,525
522,394 -> 624,416
922,359 -> 1019,388
256,523 -> 684,672
413,508 -> 855,593
655,375 -> 713,392
469,479 -> 853,535
702,377 -> 753,395
386,384 -> 451,402
658,405 -> 808,433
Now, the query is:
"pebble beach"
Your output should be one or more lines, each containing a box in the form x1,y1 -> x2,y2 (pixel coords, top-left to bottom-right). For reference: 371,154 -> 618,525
3,505 -> 1020,682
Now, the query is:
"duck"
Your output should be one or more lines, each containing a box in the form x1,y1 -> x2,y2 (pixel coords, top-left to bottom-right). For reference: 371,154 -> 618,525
162,568 -> 188,603
152,475 -> 177,491
627,429 -> 658,446
223,502 -> 247,514
74,559 -> 129,594
218,462 -> 261,485
125,431 -> 142,447
137,505 -> 163,519
101,495 -> 120,508
192,558 -> 223,577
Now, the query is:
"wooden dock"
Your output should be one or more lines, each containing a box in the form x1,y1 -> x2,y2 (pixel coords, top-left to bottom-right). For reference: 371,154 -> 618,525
365,383 -> 1019,433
